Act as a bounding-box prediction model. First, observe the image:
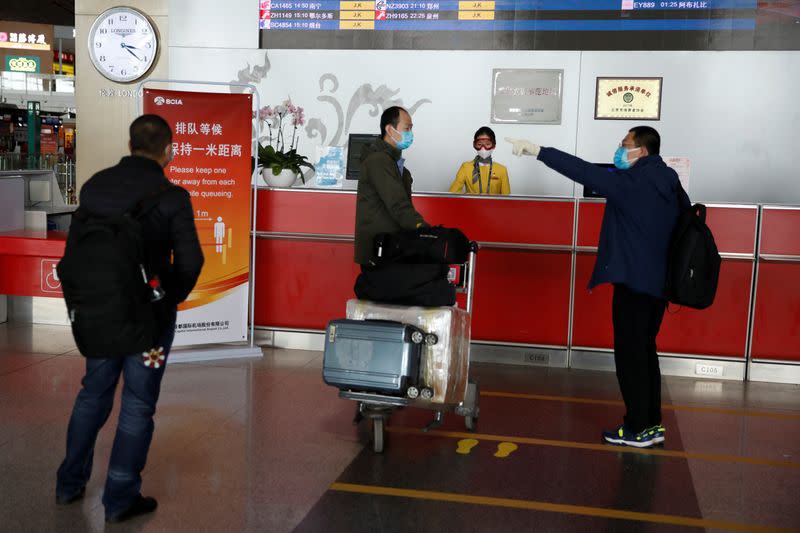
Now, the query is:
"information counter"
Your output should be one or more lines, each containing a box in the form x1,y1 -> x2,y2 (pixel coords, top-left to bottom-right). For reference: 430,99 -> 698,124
254,187 -> 797,381
1,187 -> 796,383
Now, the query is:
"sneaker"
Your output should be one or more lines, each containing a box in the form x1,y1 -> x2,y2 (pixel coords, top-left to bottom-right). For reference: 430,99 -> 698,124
56,487 -> 85,505
105,495 -> 158,523
648,424 -> 666,445
602,425 -> 657,448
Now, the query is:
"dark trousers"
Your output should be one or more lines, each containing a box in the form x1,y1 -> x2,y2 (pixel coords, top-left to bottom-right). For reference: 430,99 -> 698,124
56,315 -> 176,517
612,284 -> 667,433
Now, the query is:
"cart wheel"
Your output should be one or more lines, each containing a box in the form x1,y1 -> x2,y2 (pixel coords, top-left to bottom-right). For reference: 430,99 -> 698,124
465,415 -> 478,432
424,333 -> 438,346
411,331 -> 424,344
373,417 -> 385,453
407,386 -> 419,399
420,387 -> 434,400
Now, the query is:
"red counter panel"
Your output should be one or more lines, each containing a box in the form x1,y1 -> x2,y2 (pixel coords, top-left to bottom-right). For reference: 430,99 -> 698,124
471,249 -> 571,345
704,206 -> 758,255
253,238 -> 360,329
578,202 -> 757,255
414,196 -> 574,246
577,201 -> 604,247
760,207 -> 800,255
572,254 -> 752,357
751,208 -> 800,362
256,190 -> 356,235
256,190 -> 575,246
0,232 -> 66,298
751,262 -> 800,362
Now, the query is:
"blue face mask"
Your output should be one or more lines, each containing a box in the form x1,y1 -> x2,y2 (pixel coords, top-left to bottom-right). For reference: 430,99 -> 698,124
614,146 -> 641,170
391,127 -> 414,150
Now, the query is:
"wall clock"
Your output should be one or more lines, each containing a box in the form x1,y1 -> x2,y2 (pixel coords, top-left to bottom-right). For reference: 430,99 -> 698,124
88,6 -> 158,83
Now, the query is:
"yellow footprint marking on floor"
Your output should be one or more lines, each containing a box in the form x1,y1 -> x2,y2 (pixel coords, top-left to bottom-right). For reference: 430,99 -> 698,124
456,438 -> 479,455
494,442 -> 518,458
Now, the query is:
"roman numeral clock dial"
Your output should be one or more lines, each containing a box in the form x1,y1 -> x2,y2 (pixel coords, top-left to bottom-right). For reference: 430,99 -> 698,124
88,7 -> 158,83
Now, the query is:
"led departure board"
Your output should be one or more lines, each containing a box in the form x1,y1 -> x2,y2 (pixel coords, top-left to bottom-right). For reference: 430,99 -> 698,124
258,0 -> 800,50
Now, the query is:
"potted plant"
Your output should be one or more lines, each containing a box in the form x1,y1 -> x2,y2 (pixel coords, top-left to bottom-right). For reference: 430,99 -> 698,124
257,100 -> 314,187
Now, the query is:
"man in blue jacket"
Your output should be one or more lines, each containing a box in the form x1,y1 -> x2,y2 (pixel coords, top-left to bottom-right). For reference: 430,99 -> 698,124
508,127 -> 690,448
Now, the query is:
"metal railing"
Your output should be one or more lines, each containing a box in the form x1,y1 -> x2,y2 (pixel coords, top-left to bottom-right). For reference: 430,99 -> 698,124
0,72 -> 75,96
0,153 -> 76,205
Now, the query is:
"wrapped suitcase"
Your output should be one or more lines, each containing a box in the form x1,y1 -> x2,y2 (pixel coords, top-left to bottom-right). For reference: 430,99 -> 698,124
346,299 -> 470,405
322,319 -> 424,396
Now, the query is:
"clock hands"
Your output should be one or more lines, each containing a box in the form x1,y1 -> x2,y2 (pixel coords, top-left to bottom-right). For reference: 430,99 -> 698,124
120,42 -> 144,61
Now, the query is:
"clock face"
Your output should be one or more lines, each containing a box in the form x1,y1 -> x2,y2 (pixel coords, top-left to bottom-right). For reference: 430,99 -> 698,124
88,7 -> 158,83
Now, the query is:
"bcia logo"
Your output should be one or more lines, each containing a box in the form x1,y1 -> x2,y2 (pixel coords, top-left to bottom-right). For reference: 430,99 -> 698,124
153,97 -> 183,106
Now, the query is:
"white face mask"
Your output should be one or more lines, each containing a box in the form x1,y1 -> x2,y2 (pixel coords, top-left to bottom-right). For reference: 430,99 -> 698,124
477,148 -> 493,159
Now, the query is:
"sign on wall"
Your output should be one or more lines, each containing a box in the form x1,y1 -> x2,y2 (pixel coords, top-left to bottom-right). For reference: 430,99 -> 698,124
491,69 -> 563,125
0,21 -> 52,51
595,77 -> 663,121
143,89 -> 253,346
5,56 -> 40,73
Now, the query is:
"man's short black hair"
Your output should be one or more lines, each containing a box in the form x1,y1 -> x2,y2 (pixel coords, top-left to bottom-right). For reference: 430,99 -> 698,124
130,114 -> 172,157
380,106 -> 406,138
473,126 -> 496,145
629,126 -> 660,155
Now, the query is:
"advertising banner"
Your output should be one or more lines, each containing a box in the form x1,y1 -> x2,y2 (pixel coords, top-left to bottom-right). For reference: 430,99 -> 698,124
144,89 -> 253,346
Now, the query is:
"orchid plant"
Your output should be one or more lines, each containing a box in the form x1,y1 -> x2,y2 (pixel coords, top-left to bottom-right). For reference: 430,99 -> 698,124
257,99 -> 314,182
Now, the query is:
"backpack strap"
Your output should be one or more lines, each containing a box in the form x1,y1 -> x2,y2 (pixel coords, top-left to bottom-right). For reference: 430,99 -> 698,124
129,184 -> 175,220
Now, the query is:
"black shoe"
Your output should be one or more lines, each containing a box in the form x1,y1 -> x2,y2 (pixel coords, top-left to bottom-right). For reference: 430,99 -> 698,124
56,487 -> 85,505
105,496 -> 158,523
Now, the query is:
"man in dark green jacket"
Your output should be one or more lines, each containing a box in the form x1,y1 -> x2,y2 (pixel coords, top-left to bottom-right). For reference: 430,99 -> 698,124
353,107 -> 455,306
354,106 -> 427,266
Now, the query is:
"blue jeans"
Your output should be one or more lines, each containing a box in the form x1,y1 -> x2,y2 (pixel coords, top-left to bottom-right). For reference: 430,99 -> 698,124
56,317 -> 176,517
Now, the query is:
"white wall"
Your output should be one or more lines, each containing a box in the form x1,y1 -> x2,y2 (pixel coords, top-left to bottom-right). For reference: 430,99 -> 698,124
168,0 -> 800,204
576,51 -> 800,204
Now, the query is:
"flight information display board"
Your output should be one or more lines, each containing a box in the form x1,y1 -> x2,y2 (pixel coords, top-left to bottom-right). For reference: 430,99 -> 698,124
258,0 -> 800,50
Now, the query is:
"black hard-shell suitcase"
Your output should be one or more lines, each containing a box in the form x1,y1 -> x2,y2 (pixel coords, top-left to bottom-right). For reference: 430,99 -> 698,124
323,319 -> 423,396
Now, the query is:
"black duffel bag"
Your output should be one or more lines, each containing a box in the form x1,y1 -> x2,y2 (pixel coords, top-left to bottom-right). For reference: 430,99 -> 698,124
373,226 -> 470,265
354,263 -> 456,307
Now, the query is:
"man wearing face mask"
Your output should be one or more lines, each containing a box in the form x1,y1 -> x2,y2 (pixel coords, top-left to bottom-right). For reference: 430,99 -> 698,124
56,115 -> 203,522
353,106 -> 457,305
449,126 -> 510,195
354,106 -> 428,266
507,127 -> 690,449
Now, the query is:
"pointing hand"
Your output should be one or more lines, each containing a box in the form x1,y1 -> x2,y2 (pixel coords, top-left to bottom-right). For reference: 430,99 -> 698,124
505,138 -> 541,157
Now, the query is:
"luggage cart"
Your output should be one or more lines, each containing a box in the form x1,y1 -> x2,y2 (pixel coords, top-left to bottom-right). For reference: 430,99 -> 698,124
339,242 -> 480,453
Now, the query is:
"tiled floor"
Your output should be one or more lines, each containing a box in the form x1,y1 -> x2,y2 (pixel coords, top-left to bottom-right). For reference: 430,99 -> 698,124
1,321 -> 799,532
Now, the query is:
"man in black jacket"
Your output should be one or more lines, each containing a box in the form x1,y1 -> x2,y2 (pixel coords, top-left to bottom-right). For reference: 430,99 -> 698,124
56,115 -> 204,522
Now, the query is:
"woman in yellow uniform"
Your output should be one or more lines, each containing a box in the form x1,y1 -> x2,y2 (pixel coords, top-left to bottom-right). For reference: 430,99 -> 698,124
449,126 -> 510,195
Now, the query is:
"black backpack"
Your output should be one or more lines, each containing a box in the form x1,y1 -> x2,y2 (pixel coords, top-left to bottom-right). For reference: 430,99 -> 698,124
373,226 -> 471,265
665,203 -> 721,310
57,188 -> 171,358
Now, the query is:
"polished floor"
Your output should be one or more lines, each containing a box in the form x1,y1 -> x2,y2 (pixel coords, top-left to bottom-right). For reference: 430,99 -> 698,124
1,321 -> 799,532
